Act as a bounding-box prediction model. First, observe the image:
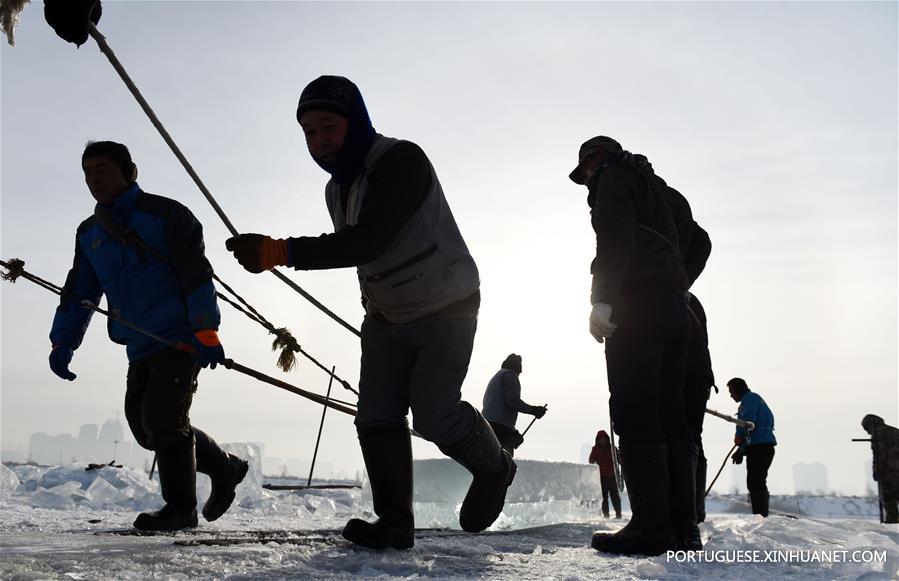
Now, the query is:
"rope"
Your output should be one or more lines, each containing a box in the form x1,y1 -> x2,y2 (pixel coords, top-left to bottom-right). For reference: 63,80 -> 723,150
85,22 -> 360,338
705,443 -> 738,497
212,275 -> 358,396
0,258 -> 357,416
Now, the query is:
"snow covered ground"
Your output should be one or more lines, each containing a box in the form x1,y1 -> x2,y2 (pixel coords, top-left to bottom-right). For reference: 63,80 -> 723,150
1,456 -> 897,580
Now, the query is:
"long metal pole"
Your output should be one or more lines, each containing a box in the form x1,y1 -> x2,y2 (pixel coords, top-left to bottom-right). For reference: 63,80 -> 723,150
307,366 -> 336,487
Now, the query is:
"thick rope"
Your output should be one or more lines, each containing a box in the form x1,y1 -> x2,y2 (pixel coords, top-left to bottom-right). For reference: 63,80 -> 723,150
85,22 -> 360,338
0,258 -> 357,416
212,274 -> 358,396
705,443 -> 738,497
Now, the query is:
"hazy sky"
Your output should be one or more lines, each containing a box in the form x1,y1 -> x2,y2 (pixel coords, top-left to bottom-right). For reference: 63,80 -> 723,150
1,1 -> 896,494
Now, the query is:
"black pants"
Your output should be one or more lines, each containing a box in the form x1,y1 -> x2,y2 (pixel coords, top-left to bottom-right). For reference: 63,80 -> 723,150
488,422 -> 523,457
356,314 -> 477,447
604,284 -> 691,446
683,378 -> 711,457
746,444 -> 775,516
599,474 -> 621,516
125,347 -> 198,452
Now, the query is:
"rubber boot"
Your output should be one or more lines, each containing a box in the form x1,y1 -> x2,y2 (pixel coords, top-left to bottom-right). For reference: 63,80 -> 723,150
342,422 -> 414,550
669,440 -> 702,551
195,428 -> 249,522
695,450 -> 708,523
439,404 -> 517,533
601,497 -> 610,519
591,442 -> 674,556
134,436 -> 198,531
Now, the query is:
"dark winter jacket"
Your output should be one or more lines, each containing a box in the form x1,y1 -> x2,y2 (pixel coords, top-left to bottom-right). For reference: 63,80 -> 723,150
482,369 -> 539,429
50,184 -> 220,361
735,390 -> 777,450
685,293 -> 714,386
588,160 -> 688,307
865,418 -> 899,495
589,430 -> 617,477
657,178 -> 711,287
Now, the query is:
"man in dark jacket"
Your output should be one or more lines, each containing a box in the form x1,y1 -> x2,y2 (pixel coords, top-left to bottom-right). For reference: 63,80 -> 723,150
861,414 -> 899,523
481,354 -> 546,456
683,293 -> 715,524
49,141 -> 248,531
226,76 -> 515,550
589,430 -> 621,519
570,136 -> 693,556
728,377 -> 776,517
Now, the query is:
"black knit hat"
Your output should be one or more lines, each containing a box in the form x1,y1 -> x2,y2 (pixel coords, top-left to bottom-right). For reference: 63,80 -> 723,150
501,353 -> 523,373
295,75 -> 376,185
296,75 -> 360,121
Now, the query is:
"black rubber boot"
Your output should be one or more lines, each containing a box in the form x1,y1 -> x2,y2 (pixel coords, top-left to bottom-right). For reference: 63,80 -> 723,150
601,498 -> 610,519
195,428 -> 249,522
591,442 -> 674,556
439,404 -> 517,533
134,436 -> 198,531
342,422 -> 414,550
695,450 -> 708,523
669,440 -> 702,551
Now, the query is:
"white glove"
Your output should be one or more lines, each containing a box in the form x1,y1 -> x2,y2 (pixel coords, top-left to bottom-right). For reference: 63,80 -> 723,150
589,303 -> 617,343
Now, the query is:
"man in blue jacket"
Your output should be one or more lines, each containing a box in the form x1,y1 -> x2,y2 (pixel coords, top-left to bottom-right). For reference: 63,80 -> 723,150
728,377 -> 776,516
49,141 -> 247,531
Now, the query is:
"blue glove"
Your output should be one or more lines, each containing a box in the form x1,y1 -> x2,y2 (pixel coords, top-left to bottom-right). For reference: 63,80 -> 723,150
49,345 -> 77,381
191,330 -> 225,369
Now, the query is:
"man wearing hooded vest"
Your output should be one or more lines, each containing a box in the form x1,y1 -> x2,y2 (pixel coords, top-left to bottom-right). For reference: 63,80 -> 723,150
226,76 -> 516,550
569,136 -> 695,556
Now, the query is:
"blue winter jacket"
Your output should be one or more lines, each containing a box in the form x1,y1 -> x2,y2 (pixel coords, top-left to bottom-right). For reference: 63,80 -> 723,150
50,184 -> 220,362
735,390 -> 777,450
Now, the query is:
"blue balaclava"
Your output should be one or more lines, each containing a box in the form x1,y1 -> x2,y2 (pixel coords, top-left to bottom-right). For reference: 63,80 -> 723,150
296,75 -> 376,185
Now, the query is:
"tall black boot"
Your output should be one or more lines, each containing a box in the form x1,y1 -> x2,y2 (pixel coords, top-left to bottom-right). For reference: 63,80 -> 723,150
342,422 -> 414,550
669,440 -> 701,550
439,403 -> 517,533
134,436 -> 198,531
695,450 -> 708,523
195,428 -> 249,522
591,442 -> 674,556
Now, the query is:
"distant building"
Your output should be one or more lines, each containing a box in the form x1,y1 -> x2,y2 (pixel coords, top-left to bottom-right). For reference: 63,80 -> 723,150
793,462 -> 829,494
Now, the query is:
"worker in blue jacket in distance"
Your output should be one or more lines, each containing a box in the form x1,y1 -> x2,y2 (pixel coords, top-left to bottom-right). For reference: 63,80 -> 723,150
728,377 -> 777,517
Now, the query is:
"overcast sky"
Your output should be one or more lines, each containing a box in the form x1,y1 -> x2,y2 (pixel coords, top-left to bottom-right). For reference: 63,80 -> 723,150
1,1 -> 896,494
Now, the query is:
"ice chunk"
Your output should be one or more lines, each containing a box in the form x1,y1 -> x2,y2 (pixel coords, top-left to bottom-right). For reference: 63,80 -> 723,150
0,463 -> 21,498
30,481 -> 88,509
86,477 -> 119,506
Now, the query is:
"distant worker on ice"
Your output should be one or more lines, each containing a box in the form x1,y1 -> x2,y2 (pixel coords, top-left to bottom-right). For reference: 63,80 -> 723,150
588,430 -> 621,519
48,141 -> 248,532
728,377 -> 776,517
861,414 -> 899,523
481,354 -> 547,456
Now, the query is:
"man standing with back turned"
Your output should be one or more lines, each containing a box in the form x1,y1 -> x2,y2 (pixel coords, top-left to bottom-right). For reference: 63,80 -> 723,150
226,76 -> 516,550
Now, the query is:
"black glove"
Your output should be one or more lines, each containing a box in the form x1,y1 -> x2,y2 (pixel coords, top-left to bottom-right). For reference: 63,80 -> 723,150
531,405 -> 547,419
44,0 -> 102,47
731,450 -> 744,465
